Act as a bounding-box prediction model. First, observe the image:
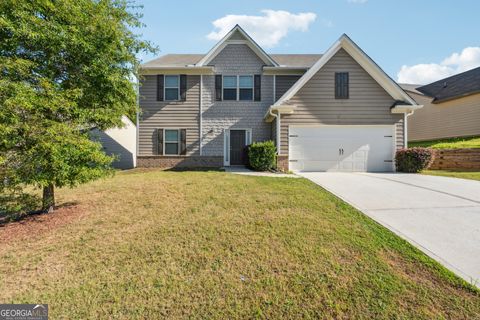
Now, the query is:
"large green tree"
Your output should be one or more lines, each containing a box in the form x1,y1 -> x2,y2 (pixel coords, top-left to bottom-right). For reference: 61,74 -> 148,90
0,0 -> 155,212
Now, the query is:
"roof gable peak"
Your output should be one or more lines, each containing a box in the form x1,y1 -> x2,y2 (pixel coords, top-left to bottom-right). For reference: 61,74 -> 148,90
196,25 -> 278,67
274,33 -> 417,107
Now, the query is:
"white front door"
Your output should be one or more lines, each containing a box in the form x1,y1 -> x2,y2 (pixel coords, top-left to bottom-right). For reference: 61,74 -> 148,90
289,126 -> 395,172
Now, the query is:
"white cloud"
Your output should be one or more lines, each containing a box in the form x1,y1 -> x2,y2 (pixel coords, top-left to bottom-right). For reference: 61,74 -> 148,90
348,0 -> 368,4
207,10 -> 317,48
397,47 -> 480,84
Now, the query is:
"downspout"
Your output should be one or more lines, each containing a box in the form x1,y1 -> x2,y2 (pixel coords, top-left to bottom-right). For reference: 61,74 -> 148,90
199,75 -> 203,156
404,110 -> 414,148
135,75 -> 140,167
269,108 -> 280,155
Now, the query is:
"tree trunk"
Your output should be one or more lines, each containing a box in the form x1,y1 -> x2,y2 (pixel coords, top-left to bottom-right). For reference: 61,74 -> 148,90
42,184 -> 55,213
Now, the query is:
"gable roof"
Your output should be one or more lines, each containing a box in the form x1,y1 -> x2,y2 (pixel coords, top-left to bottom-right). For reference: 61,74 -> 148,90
416,67 -> 480,103
274,34 -> 418,107
270,54 -> 322,68
141,53 -> 321,69
141,54 -> 204,68
195,25 -> 278,67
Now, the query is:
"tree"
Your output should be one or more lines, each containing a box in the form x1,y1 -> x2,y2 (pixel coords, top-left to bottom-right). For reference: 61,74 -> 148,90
0,0 -> 155,212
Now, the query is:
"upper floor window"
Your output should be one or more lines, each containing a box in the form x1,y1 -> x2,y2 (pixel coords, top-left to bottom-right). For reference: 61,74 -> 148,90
223,76 -> 237,101
335,72 -> 349,99
165,75 -> 180,101
239,76 -> 253,100
222,75 -> 254,101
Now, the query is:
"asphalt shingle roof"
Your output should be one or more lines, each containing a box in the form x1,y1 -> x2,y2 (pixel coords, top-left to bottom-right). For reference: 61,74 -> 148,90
141,53 -> 322,68
416,67 -> 480,103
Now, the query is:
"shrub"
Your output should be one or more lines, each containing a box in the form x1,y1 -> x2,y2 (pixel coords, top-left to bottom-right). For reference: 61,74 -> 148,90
395,148 -> 433,173
248,141 -> 277,171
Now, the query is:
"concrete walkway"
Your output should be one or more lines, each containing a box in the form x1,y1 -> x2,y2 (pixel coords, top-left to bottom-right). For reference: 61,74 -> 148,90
298,172 -> 480,286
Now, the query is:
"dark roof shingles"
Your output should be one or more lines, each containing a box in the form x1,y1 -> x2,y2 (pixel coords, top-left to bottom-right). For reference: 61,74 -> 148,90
416,67 -> 480,102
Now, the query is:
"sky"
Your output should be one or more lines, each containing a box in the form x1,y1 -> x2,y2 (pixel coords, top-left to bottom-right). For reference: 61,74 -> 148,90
135,0 -> 480,85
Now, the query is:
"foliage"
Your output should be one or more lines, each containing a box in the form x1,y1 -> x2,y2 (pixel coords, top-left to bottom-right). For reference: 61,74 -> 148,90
0,0 -> 155,209
409,136 -> 480,149
0,188 -> 40,222
395,148 -> 433,173
247,140 -> 277,171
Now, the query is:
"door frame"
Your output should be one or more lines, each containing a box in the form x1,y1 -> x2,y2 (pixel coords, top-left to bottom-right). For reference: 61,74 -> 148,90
224,128 -> 252,166
288,124 -> 396,172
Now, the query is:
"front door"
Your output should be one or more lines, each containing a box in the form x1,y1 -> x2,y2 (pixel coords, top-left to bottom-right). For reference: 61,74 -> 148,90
230,130 -> 247,165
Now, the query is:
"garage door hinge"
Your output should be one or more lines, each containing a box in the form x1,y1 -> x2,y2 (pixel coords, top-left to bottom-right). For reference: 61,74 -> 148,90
384,160 -> 393,162
384,135 -> 393,137
289,160 -> 298,162
289,135 -> 298,138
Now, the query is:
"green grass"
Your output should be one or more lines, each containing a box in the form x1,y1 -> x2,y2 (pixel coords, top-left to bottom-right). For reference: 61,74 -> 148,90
409,136 -> 480,149
422,170 -> 480,181
0,170 -> 479,319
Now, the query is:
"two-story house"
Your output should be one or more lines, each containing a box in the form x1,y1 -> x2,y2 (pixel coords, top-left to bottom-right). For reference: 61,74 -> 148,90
137,25 -> 421,172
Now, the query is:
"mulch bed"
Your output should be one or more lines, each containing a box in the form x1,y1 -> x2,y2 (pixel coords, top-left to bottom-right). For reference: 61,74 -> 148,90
0,204 -> 85,245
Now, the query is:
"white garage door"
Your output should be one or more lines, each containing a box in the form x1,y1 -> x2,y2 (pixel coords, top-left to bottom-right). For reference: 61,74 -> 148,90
289,126 -> 395,172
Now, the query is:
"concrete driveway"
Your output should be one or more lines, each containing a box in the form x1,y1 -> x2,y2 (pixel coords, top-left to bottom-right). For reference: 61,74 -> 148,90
298,172 -> 480,285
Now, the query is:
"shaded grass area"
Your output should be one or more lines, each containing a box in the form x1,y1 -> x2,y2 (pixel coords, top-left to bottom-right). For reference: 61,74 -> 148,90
0,170 -> 478,319
422,170 -> 480,181
409,136 -> 480,149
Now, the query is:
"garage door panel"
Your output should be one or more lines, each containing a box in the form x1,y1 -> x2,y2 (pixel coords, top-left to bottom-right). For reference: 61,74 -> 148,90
289,126 -> 394,172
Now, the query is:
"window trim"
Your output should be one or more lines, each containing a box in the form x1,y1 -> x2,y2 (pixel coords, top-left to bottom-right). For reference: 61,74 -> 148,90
222,75 -> 254,101
164,75 -> 180,101
163,128 -> 180,155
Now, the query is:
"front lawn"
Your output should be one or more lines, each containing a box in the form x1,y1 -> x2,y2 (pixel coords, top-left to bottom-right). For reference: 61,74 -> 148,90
0,170 -> 478,318
409,136 -> 480,149
422,170 -> 480,181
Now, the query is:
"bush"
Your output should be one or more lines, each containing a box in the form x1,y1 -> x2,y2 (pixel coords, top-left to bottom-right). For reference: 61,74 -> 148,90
248,141 -> 277,171
395,148 -> 433,173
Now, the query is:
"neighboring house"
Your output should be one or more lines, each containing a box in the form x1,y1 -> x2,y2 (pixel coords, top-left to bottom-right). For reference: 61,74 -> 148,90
138,25 -> 421,172
90,115 -> 137,169
400,67 -> 480,142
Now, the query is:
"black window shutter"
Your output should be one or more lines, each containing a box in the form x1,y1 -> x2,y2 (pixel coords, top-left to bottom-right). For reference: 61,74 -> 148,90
180,75 -> 187,101
157,129 -> 164,155
343,73 -> 349,98
215,75 -> 222,101
157,75 -> 164,101
254,74 -> 261,101
180,129 -> 187,155
335,72 -> 349,99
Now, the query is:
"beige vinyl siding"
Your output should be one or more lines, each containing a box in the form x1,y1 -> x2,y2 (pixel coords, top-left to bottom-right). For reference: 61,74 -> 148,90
139,75 -> 200,156
280,48 -> 404,154
275,75 -> 302,102
408,92 -> 480,141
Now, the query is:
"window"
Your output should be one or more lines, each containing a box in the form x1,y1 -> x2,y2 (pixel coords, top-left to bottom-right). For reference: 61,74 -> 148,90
239,76 -> 253,100
165,75 -> 179,101
335,72 -> 349,99
223,76 -> 237,100
164,129 -> 179,155
222,75 -> 254,101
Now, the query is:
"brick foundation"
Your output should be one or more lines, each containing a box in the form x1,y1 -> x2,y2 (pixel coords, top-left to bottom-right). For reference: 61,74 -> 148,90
277,155 -> 289,172
137,156 -> 223,168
